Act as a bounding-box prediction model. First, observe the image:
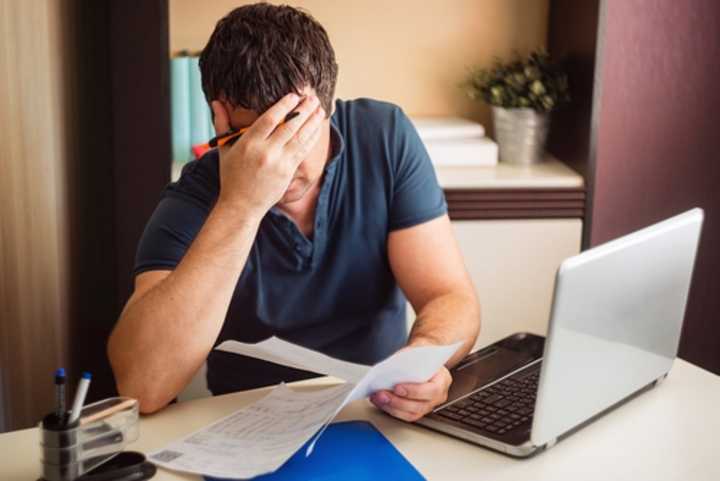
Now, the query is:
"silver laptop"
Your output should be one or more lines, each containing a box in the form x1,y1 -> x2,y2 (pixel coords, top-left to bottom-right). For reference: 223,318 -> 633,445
417,208 -> 704,457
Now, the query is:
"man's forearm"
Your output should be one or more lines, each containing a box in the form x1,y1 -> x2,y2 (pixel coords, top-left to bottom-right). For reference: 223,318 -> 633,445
407,290 -> 480,367
108,202 -> 262,413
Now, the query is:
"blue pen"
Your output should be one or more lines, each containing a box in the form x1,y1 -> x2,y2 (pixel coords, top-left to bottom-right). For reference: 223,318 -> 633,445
54,368 -> 66,419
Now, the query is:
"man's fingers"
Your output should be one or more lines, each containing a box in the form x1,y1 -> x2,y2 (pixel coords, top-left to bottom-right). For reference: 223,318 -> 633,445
371,391 -> 430,422
299,105 -> 325,143
370,367 -> 454,422
210,100 -> 231,136
285,105 -> 324,161
394,368 -> 452,402
393,382 -> 437,402
379,404 -> 422,423
272,95 -> 321,146
249,92 -> 301,139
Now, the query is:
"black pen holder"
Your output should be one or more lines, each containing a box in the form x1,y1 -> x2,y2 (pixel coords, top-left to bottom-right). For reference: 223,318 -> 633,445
39,397 -> 139,481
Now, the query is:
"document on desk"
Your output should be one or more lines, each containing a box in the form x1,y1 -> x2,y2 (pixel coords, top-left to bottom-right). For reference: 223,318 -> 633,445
149,338 -> 462,479
149,383 -> 354,479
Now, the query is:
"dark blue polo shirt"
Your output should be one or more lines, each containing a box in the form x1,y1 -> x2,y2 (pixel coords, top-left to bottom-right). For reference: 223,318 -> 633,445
134,98 -> 447,394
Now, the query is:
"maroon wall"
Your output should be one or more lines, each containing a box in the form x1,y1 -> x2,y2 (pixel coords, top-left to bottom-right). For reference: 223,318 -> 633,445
590,0 -> 720,373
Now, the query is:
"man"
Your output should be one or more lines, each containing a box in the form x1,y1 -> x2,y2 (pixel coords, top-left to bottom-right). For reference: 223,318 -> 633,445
108,3 -> 480,422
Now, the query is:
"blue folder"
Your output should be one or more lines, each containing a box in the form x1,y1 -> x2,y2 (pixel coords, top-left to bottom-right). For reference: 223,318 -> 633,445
205,421 -> 425,480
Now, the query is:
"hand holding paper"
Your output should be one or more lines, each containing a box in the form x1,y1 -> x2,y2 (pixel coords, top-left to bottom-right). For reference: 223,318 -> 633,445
371,365 -> 454,422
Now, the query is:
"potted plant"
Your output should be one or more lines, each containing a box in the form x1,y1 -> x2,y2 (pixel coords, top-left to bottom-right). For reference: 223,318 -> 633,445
464,51 -> 570,165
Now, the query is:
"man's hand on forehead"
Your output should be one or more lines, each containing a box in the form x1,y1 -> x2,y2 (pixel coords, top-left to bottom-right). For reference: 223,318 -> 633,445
210,92 -> 325,217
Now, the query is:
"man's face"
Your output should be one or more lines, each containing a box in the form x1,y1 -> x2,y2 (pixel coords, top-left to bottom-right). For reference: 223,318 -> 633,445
221,86 -> 332,206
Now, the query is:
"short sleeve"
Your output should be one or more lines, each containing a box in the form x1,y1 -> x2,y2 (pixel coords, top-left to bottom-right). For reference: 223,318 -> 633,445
133,195 -> 209,275
133,155 -> 219,276
388,107 -> 448,231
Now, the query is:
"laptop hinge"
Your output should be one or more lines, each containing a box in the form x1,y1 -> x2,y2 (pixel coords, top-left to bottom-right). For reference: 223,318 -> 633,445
545,438 -> 558,450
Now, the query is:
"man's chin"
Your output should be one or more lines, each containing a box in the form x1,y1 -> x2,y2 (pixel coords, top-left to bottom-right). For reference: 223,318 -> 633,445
279,181 -> 311,204
279,193 -> 304,204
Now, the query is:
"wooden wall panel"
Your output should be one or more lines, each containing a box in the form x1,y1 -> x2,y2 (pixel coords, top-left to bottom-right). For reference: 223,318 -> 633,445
0,0 -> 171,431
0,0 -> 73,431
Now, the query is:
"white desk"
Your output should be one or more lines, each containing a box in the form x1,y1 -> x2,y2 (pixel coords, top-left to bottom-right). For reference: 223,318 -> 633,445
2,359 -> 718,481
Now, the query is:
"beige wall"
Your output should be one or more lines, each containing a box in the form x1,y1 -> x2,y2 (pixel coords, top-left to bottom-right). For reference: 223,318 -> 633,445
170,0 -> 549,127
0,0 -> 74,430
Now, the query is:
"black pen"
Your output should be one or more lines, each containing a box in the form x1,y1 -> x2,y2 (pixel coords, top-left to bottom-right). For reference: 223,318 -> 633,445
204,110 -> 301,149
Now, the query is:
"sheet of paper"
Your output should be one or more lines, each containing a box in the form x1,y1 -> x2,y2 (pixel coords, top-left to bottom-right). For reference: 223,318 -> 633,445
216,337 -> 371,383
151,340 -> 464,477
304,341 -> 463,455
149,383 -> 354,479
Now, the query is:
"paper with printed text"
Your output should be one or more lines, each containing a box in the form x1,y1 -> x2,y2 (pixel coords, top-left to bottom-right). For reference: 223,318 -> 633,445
149,338 -> 462,478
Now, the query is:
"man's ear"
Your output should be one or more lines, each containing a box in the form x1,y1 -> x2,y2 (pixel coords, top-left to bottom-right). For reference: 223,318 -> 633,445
210,100 -> 232,134
219,99 -> 235,116
214,99 -> 238,130
207,98 -> 231,124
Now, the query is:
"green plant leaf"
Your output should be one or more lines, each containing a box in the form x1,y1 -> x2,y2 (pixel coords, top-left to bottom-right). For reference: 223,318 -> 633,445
463,49 -> 570,111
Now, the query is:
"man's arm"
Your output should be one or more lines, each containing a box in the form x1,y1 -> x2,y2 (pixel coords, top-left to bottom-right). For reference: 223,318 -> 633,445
370,214 -> 480,421
391,214 -> 480,363
108,206 -> 262,414
108,93 -> 325,413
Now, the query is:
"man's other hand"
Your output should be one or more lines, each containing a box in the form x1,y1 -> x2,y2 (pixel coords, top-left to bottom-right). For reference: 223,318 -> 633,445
370,366 -> 452,422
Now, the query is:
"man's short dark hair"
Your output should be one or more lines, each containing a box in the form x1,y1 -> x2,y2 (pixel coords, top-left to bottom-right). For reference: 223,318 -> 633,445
199,2 -> 338,119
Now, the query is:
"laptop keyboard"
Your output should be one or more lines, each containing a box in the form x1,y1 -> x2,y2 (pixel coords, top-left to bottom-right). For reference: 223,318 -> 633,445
436,368 -> 539,436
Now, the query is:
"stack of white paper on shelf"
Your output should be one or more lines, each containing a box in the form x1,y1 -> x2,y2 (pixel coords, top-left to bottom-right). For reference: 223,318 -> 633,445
411,116 -> 498,166
149,337 -> 462,479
